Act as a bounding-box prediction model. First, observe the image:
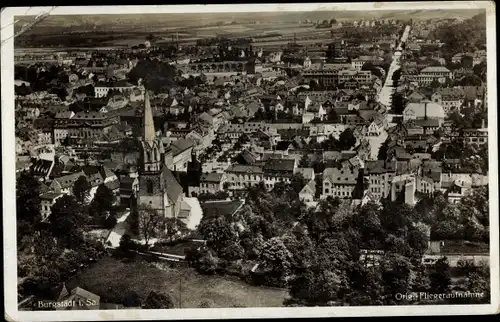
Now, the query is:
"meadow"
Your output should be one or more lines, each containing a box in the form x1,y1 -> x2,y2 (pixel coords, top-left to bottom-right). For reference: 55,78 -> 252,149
78,256 -> 289,308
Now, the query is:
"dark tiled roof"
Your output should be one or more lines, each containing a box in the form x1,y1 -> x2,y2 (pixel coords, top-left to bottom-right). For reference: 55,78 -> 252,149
201,200 -> 244,220
200,172 -> 224,183
226,165 -> 263,174
275,141 -> 292,151
162,166 -> 184,202
171,139 -> 194,156
263,158 -> 295,172
31,159 -> 53,176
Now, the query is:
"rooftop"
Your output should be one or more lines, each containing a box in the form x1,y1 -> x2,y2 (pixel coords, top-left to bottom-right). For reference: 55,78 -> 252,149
200,199 -> 245,220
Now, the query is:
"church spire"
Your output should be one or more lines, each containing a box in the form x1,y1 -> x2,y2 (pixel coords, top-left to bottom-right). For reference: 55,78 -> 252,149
143,90 -> 156,145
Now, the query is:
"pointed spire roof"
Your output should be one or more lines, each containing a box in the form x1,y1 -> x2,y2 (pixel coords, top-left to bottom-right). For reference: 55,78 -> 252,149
143,90 -> 156,145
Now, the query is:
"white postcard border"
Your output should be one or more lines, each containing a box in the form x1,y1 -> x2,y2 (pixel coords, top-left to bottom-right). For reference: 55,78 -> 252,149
2,2 -> 498,321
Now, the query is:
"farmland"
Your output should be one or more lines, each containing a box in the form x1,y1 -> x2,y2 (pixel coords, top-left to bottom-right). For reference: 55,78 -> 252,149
15,18 -> 339,48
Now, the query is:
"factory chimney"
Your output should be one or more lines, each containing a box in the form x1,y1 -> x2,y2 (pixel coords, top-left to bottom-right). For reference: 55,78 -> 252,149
423,99 -> 429,120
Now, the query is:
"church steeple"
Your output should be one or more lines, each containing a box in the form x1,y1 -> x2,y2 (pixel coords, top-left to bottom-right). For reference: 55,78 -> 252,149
140,89 -> 163,174
143,90 -> 156,145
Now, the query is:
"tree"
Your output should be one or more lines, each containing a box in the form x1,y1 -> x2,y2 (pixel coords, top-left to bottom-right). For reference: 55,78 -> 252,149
118,233 -> 137,258
198,215 -> 238,253
337,128 -> 357,151
142,291 -> 174,309
219,242 -> 245,261
191,248 -> 219,274
327,108 -> 339,122
73,175 -> 91,203
290,173 -> 306,194
473,61 -> 487,81
49,195 -> 86,247
429,257 -> 452,293
282,227 -> 316,274
92,184 -> 114,214
380,254 -> 413,304
258,237 -> 293,287
345,264 -> 384,305
391,92 -> 405,114
137,204 -> 166,247
466,261 -> 490,303
298,154 -> 310,168
164,217 -> 189,242
289,265 -> 344,306
458,74 -> 482,87
16,171 -> 42,229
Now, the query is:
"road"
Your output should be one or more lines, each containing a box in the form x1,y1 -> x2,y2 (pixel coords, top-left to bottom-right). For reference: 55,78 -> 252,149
366,131 -> 388,161
367,25 -> 410,160
377,25 -> 411,108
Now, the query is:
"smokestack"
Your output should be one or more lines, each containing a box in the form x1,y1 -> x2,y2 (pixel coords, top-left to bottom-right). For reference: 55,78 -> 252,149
481,118 -> 486,129
424,101 -> 428,120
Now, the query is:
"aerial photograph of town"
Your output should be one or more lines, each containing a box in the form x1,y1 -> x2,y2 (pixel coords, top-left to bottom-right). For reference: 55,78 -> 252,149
12,6 -> 491,311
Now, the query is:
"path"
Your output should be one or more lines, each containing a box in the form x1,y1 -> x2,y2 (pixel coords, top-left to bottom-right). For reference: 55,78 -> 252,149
105,211 -> 130,248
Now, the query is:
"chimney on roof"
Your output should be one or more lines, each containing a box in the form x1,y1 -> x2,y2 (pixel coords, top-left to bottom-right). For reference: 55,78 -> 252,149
424,101 -> 428,120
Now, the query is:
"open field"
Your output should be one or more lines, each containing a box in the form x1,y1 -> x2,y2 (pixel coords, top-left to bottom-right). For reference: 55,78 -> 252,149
15,9 -> 483,33
78,256 -> 288,308
16,21 -> 338,48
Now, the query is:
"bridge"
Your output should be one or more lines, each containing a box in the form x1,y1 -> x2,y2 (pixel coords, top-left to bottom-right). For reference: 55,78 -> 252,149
177,61 -> 247,73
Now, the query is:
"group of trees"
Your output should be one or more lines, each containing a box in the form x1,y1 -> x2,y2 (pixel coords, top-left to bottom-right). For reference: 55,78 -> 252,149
183,165 -> 491,306
15,64 -> 71,99
127,58 -> 177,92
307,128 -> 357,152
432,137 -> 488,175
362,62 -> 389,80
124,203 -> 189,248
185,175 -> 490,305
429,13 -> 486,55
186,182 -> 306,284
315,19 -> 338,29
415,188 -> 489,242
17,172 -> 107,299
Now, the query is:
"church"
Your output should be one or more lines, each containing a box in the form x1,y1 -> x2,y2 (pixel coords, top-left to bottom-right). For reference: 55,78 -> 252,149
137,90 -> 185,218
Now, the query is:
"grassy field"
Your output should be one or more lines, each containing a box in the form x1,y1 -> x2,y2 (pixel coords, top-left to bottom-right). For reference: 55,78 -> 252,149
78,257 -> 288,308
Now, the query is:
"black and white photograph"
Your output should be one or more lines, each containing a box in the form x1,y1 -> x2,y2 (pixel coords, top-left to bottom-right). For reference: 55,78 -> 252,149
1,2 -> 498,320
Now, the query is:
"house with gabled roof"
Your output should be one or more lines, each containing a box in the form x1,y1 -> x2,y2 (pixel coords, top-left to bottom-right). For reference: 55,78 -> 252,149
49,170 -> 86,195
406,90 -> 427,103
299,179 -> 316,204
263,158 -> 297,189
367,118 -> 386,137
199,172 -> 227,195
40,192 -> 65,222
322,167 -> 360,199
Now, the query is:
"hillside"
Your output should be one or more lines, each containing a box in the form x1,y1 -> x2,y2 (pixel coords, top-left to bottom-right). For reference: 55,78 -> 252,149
428,12 -> 487,53
15,9 -> 483,35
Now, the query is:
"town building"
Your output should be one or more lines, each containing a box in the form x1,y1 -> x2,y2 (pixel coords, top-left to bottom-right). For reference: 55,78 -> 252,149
40,192 -> 64,221
403,100 -> 445,124
136,91 -> 185,219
